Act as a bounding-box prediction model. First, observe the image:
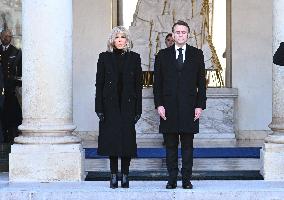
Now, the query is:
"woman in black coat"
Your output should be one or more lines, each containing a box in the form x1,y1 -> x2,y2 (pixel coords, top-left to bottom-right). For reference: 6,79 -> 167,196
95,26 -> 142,189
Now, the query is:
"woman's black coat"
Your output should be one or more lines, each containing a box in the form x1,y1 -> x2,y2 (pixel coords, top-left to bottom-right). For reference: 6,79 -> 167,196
273,42 -> 284,66
95,51 -> 142,157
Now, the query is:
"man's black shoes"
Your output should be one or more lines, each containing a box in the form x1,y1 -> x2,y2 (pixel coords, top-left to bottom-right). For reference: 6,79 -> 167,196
166,180 -> 193,189
182,180 -> 193,189
166,180 -> 177,189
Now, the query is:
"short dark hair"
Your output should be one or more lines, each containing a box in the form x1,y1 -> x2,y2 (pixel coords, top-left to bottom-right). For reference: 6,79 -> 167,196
172,20 -> 190,33
165,33 -> 172,40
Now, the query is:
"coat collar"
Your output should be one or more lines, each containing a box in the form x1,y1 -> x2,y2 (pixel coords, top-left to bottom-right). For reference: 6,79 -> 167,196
169,45 -> 176,67
110,51 -> 131,75
184,44 -> 192,65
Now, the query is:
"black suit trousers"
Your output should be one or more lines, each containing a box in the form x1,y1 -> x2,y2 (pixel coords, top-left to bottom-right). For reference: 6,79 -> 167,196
164,133 -> 194,180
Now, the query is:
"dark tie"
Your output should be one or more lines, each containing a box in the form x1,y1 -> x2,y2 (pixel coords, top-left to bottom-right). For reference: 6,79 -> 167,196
177,48 -> 183,65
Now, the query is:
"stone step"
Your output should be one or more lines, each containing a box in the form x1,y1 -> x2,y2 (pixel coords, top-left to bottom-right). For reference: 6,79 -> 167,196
0,144 -> 10,172
86,170 -> 263,181
82,137 -> 264,148
1,157 -> 260,174
1,179 -> 284,200
85,158 -> 260,172
85,146 -> 261,172
0,146 -> 261,172
85,147 -> 261,158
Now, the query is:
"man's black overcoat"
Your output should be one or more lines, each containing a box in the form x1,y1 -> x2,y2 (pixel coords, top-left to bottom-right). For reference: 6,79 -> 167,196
153,44 -> 206,134
95,51 -> 142,157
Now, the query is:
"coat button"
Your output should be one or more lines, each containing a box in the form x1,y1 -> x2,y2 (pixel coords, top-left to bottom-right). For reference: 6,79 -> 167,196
128,98 -> 131,102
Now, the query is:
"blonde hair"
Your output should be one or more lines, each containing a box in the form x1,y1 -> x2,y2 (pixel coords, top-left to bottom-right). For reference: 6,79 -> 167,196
107,26 -> 132,52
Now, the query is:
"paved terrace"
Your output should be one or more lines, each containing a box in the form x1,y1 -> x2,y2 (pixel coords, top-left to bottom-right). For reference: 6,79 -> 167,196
1,173 -> 284,200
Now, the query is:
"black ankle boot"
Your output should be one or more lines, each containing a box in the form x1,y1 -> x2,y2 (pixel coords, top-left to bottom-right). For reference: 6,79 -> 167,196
121,174 -> 129,188
110,174 -> 118,189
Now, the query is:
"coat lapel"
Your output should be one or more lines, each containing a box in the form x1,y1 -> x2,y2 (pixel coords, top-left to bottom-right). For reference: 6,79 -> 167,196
122,51 -> 131,74
184,44 -> 192,66
111,52 -> 117,75
168,45 -> 177,72
169,44 -> 192,72
110,51 -> 131,79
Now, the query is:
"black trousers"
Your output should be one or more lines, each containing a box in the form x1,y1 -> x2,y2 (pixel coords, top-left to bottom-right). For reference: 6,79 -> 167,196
164,133 -> 194,180
109,156 -> 131,174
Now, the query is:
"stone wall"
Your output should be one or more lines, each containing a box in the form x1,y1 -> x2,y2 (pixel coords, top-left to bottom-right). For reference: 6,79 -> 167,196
0,0 -> 22,48
232,0 -> 272,139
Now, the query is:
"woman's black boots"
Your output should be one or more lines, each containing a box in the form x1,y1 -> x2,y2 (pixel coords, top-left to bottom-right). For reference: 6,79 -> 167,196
110,174 -> 129,189
110,174 -> 118,189
121,174 -> 129,188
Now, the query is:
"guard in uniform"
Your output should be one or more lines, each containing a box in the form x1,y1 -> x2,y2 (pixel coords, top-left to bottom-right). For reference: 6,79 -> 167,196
0,29 -> 22,143
0,53 -> 5,142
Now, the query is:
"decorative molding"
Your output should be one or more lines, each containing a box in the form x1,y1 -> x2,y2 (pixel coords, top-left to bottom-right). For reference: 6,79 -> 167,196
237,130 -> 272,140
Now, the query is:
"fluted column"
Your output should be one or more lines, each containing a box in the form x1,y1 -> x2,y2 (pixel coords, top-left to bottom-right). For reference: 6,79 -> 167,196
261,0 -> 284,180
9,0 -> 85,182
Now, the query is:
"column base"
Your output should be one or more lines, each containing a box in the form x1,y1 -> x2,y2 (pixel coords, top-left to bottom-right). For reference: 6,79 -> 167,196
9,143 -> 85,182
261,142 -> 284,180
14,135 -> 81,144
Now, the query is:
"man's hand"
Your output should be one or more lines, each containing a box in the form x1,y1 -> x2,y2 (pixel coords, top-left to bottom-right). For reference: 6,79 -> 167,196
157,106 -> 167,120
134,115 -> 141,124
194,108 -> 202,121
97,112 -> 105,122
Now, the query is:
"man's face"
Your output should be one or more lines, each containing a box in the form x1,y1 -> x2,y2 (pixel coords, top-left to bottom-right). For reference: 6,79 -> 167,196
0,31 -> 12,46
165,36 -> 174,47
173,25 -> 189,47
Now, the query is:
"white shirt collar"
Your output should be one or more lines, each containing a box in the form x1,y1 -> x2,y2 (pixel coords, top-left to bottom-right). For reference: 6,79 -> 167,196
2,44 -> 10,51
175,44 -> 186,61
175,44 -> 186,52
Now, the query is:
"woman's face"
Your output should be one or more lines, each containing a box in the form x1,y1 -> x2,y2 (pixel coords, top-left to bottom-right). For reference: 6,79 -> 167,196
114,33 -> 127,49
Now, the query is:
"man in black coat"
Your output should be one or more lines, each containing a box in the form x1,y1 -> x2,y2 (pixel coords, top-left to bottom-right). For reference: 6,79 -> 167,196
0,29 -> 22,143
154,20 -> 206,189
273,42 -> 284,66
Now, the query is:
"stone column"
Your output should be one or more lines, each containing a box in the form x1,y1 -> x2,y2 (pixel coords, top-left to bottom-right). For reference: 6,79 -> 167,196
261,0 -> 284,180
9,0 -> 85,182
